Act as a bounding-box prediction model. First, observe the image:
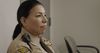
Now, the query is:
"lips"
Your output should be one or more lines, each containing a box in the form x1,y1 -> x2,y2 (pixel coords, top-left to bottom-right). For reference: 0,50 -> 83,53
40,25 -> 46,29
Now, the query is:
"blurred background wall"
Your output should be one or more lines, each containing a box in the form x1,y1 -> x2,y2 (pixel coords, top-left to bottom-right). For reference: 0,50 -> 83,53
50,0 -> 100,53
0,0 -> 19,53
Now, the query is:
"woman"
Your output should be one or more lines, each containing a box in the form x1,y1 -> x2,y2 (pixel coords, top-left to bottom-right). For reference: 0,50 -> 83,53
7,0 -> 55,53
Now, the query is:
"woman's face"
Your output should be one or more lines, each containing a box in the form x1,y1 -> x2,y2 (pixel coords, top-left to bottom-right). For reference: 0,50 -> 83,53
22,5 -> 48,35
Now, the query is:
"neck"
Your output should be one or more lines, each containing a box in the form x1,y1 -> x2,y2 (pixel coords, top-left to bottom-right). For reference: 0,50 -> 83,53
21,27 -> 43,42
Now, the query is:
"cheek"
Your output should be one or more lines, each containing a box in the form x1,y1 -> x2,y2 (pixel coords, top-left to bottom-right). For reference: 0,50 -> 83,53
29,18 -> 41,30
25,17 -> 43,33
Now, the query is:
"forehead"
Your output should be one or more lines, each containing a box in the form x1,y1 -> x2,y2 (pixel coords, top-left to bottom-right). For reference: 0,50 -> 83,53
30,5 -> 45,14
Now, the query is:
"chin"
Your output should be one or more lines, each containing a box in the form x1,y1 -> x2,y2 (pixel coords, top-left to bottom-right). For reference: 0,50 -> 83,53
39,30 -> 45,34
37,29 -> 45,35
39,31 -> 44,34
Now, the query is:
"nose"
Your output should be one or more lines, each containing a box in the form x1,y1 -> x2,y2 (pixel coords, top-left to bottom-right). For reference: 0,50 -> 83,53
42,15 -> 48,23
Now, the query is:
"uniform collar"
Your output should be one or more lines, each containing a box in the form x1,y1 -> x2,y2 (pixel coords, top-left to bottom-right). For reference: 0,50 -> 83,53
21,27 -> 40,46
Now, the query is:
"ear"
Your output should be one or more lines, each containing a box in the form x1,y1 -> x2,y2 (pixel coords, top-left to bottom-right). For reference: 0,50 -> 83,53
20,17 -> 26,25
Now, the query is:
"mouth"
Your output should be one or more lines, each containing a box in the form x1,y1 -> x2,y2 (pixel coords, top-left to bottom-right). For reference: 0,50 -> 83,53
40,25 -> 46,29
38,25 -> 47,34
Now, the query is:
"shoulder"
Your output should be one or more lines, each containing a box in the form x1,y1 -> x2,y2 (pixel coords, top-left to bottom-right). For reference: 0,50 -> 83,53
15,46 -> 31,53
7,37 -> 31,53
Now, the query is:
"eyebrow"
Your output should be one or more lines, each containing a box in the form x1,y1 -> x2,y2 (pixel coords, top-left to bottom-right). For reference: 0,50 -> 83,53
36,12 -> 46,15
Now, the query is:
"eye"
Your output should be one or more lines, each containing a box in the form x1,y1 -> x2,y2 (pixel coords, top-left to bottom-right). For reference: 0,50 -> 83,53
35,15 -> 42,17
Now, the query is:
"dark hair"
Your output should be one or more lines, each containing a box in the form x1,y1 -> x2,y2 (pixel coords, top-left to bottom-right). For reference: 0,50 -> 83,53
13,0 -> 42,40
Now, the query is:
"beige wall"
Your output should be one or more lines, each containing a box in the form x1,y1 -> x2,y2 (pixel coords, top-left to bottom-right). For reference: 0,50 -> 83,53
50,0 -> 100,53
0,0 -> 19,53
